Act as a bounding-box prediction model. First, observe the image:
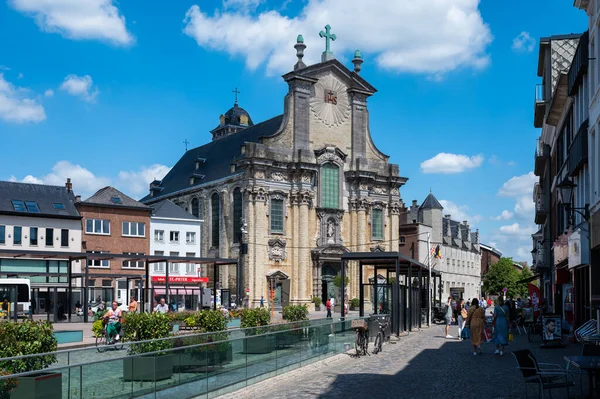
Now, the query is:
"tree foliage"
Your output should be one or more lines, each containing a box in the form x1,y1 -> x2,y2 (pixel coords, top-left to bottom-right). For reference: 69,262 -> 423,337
482,257 -> 532,298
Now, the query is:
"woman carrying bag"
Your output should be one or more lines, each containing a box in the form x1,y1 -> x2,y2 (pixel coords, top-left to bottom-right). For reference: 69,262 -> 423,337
465,298 -> 485,356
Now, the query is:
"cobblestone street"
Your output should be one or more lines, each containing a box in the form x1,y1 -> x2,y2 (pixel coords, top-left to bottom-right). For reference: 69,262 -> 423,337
217,323 -> 583,399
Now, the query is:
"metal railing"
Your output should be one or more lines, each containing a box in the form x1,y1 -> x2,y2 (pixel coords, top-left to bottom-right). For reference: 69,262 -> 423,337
0,318 -> 361,399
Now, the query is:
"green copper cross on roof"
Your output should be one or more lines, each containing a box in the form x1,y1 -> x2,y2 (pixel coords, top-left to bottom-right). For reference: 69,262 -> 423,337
319,24 -> 336,53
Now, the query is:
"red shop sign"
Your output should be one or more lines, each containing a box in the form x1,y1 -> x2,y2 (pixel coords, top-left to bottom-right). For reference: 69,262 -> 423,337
151,276 -> 208,283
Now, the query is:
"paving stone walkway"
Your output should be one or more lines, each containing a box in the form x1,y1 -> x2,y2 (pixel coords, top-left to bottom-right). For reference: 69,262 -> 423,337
216,324 -> 585,399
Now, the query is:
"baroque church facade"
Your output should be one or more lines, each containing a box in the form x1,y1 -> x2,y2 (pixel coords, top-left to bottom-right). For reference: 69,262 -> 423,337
141,30 -> 406,308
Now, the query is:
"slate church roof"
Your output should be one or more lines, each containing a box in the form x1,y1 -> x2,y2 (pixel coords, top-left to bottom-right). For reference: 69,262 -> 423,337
0,181 -> 80,219
140,114 -> 283,202
419,193 -> 443,210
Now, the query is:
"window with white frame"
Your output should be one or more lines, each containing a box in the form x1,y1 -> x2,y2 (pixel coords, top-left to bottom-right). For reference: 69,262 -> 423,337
86,219 -> 110,235
122,252 -> 144,268
186,252 -> 196,275
169,251 -> 179,273
170,231 -> 180,243
154,230 -> 164,242
153,251 -> 165,273
186,232 -> 196,244
122,221 -> 145,237
87,250 -> 109,267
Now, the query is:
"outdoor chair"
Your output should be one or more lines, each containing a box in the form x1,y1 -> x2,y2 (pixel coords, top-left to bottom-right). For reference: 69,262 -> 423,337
512,349 -> 574,399
566,343 -> 600,395
575,319 -> 598,343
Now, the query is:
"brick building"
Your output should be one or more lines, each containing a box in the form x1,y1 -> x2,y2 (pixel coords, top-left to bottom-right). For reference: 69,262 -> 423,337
479,243 -> 501,277
76,186 -> 151,305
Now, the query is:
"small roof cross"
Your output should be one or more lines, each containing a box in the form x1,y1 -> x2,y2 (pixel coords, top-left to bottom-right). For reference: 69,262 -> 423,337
319,24 -> 336,53
183,139 -> 190,152
232,87 -> 241,106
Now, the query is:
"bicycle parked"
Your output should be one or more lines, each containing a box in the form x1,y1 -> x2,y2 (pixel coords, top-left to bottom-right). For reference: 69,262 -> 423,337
351,319 -> 369,357
372,321 -> 388,354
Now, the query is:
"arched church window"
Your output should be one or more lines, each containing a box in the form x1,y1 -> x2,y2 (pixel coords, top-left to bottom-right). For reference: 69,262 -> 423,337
320,163 -> 339,209
371,208 -> 383,240
211,193 -> 220,247
191,198 -> 200,218
233,188 -> 243,243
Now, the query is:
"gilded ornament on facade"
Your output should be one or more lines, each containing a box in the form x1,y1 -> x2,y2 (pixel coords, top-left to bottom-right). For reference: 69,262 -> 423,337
310,74 -> 350,127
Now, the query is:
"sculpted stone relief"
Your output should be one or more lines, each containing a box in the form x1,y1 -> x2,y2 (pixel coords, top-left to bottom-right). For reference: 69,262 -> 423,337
310,74 -> 350,128
268,238 -> 288,262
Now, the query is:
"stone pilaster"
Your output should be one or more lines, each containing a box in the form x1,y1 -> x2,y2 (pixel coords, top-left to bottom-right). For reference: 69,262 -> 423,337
219,190 -> 230,287
250,186 -> 267,306
291,192 -> 300,301
356,199 -> 368,251
298,190 -> 313,302
389,201 -> 402,252
245,190 -> 255,306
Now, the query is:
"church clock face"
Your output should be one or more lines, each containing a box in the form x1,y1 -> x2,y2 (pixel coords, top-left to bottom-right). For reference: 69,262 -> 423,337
310,74 -> 350,127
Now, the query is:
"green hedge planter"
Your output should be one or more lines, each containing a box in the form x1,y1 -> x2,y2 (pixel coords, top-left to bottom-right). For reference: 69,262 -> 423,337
123,354 -> 173,382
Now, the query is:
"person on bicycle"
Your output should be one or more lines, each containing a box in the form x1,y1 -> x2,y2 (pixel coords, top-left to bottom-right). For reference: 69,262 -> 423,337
103,301 -> 122,343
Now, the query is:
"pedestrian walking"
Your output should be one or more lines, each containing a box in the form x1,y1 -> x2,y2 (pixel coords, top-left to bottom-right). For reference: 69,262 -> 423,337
492,298 -> 510,355
325,298 -> 332,318
260,296 -> 264,308
128,297 -> 138,313
2,299 -> 8,320
466,298 -> 485,355
457,298 -> 467,340
444,297 -> 453,338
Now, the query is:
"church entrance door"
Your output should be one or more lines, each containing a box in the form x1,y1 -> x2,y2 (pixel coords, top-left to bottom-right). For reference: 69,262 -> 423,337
321,264 -> 340,309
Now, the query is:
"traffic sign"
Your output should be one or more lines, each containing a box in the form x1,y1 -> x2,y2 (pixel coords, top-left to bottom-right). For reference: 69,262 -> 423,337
502,287 -> 507,293
245,288 -> 250,293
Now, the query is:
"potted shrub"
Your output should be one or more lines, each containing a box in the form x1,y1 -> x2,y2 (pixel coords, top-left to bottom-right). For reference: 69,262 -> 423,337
312,297 -> 322,311
122,312 -> 173,381
279,305 -> 309,347
173,310 -> 231,371
350,298 -> 360,311
240,308 -> 273,354
0,321 -> 59,399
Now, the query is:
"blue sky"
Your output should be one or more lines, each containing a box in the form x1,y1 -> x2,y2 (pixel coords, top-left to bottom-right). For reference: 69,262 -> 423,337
0,0 -> 587,261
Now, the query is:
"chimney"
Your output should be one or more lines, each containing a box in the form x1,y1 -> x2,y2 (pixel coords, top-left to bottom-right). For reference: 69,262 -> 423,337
412,200 -> 418,207
75,195 -> 81,203
65,178 -> 72,192
444,214 -> 451,219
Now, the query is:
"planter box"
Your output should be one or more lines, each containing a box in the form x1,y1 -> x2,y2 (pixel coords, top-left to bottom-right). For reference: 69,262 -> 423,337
123,354 -> 173,381
11,372 -> 62,399
243,335 -> 275,354
314,305 -> 321,311
173,344 -> 233,371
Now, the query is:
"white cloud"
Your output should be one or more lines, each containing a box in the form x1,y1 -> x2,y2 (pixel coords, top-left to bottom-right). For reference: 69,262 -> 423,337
223,0 -> 263,12
493,210 -> 514,220
498,222 -> 536,238
60,74 -> 98,102
498,172 -> 536,197
0,73 -> 46,123
9,0 -> 133,46
117,164 -> 171,197
514,195 -> 535,219
183,0 -> 492,76
44,89 -> 54,97
17,72 -> 23,79
420,153 -> 484,174
512,31 -> 536,53
439,199 -> 482,224
9,161 -> 171,199
507,161 -> 516,166
516,245 -> 531,260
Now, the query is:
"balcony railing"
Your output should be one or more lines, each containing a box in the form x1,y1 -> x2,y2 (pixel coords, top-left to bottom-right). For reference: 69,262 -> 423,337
534,84 -> 546,128
535,84 -> 545,103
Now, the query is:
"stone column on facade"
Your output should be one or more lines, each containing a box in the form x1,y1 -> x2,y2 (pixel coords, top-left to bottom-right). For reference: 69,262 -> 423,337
389,201 -> 401,252
297,190 -> 312,303
252,188 -> 267,307
219,190 -> 230,288
290,191 -> 299,302
244,190 -> 255,307
356,198 -> 369,305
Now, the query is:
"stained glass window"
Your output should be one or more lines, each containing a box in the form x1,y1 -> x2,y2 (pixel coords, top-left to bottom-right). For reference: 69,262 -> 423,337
321,163 -> 339,209
372,208 -> 383,240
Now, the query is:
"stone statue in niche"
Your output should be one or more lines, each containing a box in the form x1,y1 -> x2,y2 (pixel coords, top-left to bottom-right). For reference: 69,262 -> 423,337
327,219 -> 335,243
